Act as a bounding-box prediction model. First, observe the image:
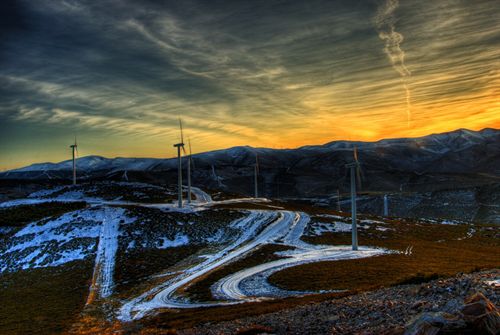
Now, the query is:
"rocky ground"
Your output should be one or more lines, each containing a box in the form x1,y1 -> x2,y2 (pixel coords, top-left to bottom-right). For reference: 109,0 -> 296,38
179,269 -> 499,335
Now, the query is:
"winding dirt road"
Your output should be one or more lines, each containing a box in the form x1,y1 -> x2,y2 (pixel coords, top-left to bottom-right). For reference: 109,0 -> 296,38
118,210 -> 388,321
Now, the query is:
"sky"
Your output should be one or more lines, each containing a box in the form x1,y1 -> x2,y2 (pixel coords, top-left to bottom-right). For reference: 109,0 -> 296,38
0,0 -> 499,170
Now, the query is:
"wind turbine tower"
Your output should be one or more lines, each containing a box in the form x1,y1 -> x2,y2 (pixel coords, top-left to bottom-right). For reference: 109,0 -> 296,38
254,154 -> 259,198
337,189 -> 341,212
69,137 -> 78,185
187,139 -> 193,204
346,147 -> 362,251
173,119 -> 186,208
383,194 -> 389,216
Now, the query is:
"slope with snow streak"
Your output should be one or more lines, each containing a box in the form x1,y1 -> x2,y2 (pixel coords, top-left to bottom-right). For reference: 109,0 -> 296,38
87,207 -> 126,302
0,209 -> 102,272
280,212 -> 312,249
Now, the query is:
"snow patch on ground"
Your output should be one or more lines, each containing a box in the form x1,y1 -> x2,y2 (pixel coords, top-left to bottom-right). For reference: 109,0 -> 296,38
485,279 -> 500,288
0,227 -> 15,235
28,186 -> 66,198
0,207 -> 135,274
309,221 -> 353,235
360,219 -> 385,224
314,214 -> 345,220
89,207 -> 134,299
457,227 -> 476,240
205,229 -> 225,243
158,234 -> 190,248
440,220 -> 459,225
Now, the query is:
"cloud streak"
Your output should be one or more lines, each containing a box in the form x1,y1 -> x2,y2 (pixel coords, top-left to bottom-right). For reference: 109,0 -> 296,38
375,0 -> 412,127
0,0 -> 498,169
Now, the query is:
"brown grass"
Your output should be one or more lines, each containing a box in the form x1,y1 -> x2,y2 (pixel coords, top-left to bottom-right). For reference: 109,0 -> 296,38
114,245 -> 206,297
0,201 -> 87,228
139,291 -> 350,331
2,198 -> 498,334
139,215 -> 499,332
270,220 -> 500,292
0,260 -> 93,335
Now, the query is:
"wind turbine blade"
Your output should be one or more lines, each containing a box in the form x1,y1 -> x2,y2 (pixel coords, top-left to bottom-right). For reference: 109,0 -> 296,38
353,146 -> 358,162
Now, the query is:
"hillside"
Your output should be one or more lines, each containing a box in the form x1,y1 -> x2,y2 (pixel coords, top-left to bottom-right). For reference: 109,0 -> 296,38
0,182 -> 498,334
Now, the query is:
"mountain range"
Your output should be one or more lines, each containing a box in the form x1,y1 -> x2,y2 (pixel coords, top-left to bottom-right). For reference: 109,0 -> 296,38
2,127 -> 498,187
2,127 -> 500,222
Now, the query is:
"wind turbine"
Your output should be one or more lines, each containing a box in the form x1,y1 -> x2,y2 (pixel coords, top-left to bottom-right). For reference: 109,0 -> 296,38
187,139 -> 194,204
69,137 -> 78,186
346,147 -> 362,251
383,194 -> 389,216
337,189 -> 341,212
173,119 -> 186,208
254,153 -> 259,198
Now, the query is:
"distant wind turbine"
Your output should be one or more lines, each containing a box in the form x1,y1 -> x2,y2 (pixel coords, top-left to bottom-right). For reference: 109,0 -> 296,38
187,139 -> 194,204
69,137 -> 78,185
254,153 -> 259,198
346,147 -> 362,251
337,189 -> 341,212
173,119 -> 186,208
384,194 -> 389,216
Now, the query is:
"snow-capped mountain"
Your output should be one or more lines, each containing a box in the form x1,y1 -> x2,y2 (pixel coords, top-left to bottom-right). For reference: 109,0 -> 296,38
1,128 -> 499,199
10,156 -> 164,173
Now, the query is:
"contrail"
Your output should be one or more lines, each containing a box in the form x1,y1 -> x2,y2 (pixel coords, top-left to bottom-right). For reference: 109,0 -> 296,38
375,0 -> 412,127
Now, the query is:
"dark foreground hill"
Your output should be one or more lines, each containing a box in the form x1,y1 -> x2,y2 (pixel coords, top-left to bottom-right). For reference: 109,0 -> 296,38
176,270 -> 499,335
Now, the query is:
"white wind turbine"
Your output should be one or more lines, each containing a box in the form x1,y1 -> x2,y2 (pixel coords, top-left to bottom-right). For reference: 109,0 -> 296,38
346,146 -> 362,251
69,137 -> 78,185
173,119 -> 186,208
254,153 -> 259,198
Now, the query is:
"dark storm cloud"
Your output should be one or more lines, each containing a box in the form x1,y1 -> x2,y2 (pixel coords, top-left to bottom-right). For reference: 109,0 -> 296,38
1,0 -> 376,134
0,0 -> 498,169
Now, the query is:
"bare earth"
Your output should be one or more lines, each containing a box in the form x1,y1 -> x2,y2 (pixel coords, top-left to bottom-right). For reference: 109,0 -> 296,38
179,269 -> 499,335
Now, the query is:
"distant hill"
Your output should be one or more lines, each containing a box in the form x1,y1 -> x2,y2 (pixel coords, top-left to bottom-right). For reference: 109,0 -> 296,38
1,128 -> 499,223
2,127 -> 498,191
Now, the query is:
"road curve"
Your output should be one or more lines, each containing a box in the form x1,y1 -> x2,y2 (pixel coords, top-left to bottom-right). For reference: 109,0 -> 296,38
118,209 -> 389,321
118,210 -> 281,320
190,186 -> 213,203
213,246 -> 387,301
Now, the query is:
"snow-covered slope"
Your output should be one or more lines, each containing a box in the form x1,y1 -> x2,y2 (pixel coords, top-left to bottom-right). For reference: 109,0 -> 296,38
10,156 -> 164,173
